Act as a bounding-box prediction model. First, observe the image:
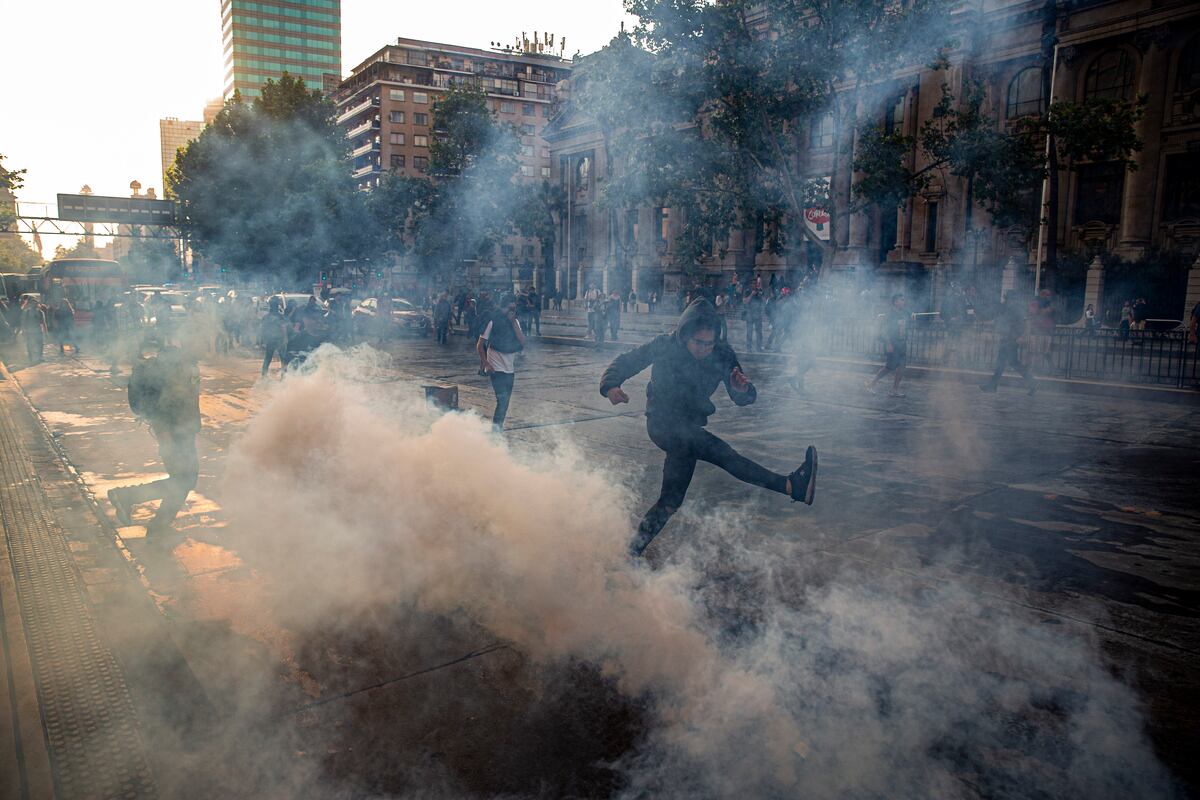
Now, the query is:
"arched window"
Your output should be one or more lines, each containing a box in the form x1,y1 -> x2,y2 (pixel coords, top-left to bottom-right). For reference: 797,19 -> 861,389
1084,50 -> 1135,102
1006,67 -> 1044,118
1178,37 -> 1200,94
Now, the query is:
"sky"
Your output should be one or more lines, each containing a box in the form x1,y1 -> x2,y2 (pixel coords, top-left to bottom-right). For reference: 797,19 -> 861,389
0,0 -> 634,245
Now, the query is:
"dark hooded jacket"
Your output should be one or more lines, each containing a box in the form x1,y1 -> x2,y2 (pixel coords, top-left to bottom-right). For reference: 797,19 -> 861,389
599,298 -> 755,426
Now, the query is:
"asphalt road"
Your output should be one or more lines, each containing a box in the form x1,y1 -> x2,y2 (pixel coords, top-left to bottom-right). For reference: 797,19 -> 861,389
4,334 -> 1199,798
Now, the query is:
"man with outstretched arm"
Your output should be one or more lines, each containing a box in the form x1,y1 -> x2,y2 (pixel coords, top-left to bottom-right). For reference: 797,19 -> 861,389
600,298 -> 818,557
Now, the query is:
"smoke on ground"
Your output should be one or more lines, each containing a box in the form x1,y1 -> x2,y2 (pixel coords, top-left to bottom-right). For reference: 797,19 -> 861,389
217,347 -> 1175,798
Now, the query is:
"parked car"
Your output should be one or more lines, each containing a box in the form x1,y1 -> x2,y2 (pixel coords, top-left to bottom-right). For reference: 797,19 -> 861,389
351,297 -> 431,338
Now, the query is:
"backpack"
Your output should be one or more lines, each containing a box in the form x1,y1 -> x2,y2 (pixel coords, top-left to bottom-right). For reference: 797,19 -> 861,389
128,356 -> 164,422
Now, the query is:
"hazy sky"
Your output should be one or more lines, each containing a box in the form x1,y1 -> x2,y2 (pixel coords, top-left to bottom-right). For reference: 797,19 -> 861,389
1,0 -> 633,225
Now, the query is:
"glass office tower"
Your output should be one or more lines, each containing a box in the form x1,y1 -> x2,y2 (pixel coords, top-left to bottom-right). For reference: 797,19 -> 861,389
222,0 -> 342,98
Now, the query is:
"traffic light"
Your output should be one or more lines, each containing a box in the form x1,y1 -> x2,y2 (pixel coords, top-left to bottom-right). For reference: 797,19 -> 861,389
319,270 -> 329,282
375,270 -> 383,278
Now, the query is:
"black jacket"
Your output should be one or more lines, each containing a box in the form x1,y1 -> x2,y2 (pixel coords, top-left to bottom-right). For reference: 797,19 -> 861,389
485,311 -> 523,354
599,299 -> 755,426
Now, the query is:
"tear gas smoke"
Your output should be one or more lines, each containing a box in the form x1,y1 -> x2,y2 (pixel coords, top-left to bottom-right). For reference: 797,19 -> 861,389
218,348 -> 1175,798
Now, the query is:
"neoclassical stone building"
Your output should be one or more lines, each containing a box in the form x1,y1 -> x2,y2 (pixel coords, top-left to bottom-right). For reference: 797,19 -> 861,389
545,0 -> 1200,318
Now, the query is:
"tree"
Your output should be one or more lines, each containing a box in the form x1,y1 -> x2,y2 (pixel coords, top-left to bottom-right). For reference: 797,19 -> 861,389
121,233 -> 180,283
854,79 -> 1145,260
399,83 -> 523,279
1,153 -> 25,230
168,75 -> 364,283
52,238 -> 101,260
582,0 -> 956,273
0,235 -> 41,271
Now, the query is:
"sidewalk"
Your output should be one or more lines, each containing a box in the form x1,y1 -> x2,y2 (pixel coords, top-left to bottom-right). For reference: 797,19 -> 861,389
0,360 -> 160,799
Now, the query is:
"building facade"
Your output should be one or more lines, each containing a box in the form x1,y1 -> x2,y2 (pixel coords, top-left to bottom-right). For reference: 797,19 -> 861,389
546,0 -> 1200,319
334,38 -> 571,288
221,0 -> 342,99
158,118 -> 203,196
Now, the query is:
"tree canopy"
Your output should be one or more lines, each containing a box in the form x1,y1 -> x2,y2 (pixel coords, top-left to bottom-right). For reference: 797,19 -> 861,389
167,75 -> 364,283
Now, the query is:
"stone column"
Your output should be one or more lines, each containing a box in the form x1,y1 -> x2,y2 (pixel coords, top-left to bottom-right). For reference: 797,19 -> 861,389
1080,254 -> 1105,325
1118,31 -> 1170,258
1000,256 -> 1021,300
931,256 -> 947,313
1184,252 -> 1200,325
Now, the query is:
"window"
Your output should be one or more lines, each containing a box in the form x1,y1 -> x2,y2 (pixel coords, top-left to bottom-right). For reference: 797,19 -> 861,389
541,166 -> 551,178
389,89 -> 405,102
657,207 -> 669,242
1163,153 -> 1200,221
541,147 -> 550,158
500,101 -> 516,114
412,91 -> 429,104
413,134 -> 428,147
1074,162 -> 1125,224
521,123 -> 536,135
390,154 -> 405,169
389,110 -> 404,124
924,201 -> 939,252
389,132 -> 405,145
413,155 -> 429,170
576,156 -> 591,191
1007,68 -> 1044,118
1084,50 -> 1135,102
521,144 -> 535,157
520,165 -> 535,177
523,103 -> 535,115
1178,37 -> 1200,94
413,112 -> 428,125
810,113 -> 835,148
541,105 -> 551,118
885,93 -> 906,134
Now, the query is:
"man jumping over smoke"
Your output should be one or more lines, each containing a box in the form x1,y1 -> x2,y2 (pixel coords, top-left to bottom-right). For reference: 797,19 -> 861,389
601,298 -> 817,556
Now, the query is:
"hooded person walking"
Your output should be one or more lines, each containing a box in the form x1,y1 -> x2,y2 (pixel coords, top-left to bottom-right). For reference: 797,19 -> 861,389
600,298 -> 818,557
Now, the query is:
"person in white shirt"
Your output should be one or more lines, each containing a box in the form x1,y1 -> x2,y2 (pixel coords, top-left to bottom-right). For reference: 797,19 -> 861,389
476,293 -> 526,431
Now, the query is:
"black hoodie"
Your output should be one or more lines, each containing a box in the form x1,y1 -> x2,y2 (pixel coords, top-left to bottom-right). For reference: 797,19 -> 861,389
599,298 -> 755,426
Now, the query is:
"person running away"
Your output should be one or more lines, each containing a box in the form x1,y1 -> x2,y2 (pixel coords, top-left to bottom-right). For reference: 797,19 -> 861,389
600,298 -> 818,557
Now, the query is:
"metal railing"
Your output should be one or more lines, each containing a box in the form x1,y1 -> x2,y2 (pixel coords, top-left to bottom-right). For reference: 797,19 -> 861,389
812,318 -> 1200,389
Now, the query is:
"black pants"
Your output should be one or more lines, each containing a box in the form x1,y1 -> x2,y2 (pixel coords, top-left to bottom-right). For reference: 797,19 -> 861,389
25,331 -> 43,363
630,416 -> 786,555
746,319 -> 763,351
435,322 -> 450,344
261,341 -> 283,375
490,371 -> 515,430
114,430 -> 199,530
531,311 -> 541,335
985,341 -> 1035,389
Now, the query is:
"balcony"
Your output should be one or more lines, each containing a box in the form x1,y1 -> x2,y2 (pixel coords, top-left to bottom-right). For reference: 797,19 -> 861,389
337,95 -> 380,124
353,162 -> 381,178
351,139 -> 381,158
346,117 -> 381,139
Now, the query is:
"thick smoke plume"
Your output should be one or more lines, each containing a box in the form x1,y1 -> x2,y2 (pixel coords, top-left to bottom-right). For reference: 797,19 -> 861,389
221,348 -> 1176,798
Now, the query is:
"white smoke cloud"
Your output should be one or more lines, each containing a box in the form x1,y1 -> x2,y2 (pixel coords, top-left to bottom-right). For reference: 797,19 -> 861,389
217,348 -> 1176,798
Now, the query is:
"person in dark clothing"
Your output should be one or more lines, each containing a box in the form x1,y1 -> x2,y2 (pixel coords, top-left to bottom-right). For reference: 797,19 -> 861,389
527,287 -> 541,335
601,299 -> 818,557
434,291 -> 453,344
477,293 -> 526,431
744,288 -> 765,351
260,297 -> 287,377
51,298 -> 79,355
980,291 -> 1037,395
19,297 -> 46,364
108,346 -> 202,537
607,290 -> 622,341
865,294 -> 908,397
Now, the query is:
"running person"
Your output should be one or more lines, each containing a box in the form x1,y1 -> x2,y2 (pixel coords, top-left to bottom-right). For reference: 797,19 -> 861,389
601,298 -> 818,557
866,293 -> 908,397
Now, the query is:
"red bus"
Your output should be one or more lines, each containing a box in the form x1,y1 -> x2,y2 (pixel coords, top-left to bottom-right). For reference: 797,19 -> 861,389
41,258 -> 125,325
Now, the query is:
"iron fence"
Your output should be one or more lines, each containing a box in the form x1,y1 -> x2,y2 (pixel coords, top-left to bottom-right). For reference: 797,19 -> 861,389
814,319 -> 1200,389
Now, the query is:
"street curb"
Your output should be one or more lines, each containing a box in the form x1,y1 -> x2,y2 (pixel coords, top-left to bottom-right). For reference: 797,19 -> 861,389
528,333 -> 1199,404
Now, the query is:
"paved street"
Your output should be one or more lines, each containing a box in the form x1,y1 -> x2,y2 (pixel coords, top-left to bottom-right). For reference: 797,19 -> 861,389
2,333 -> 1199,798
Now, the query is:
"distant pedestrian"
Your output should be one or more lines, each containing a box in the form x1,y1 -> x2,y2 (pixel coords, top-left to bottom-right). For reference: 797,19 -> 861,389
434,291 -> 452,344
744,288 -> 764,352
648,291 -> 657,314
51,298 -> 79,355
1084,303 -> 1097,333
629,290 -> 638,313
19,296 -> 46,365
109,345 -> 201,538
260,297 -> 287,377
477,293 -> 526,431
584,285 -> 601,338
608,290 -> 622,341
527,286 -> 541,335
865,293 -> 908,397
980,291 -> 1037,395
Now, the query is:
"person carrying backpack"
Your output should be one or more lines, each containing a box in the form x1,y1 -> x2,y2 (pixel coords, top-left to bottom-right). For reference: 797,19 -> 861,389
108,345 -> 202,538
476,293 -> 526,431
